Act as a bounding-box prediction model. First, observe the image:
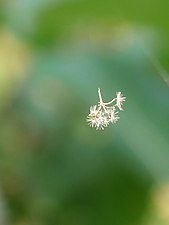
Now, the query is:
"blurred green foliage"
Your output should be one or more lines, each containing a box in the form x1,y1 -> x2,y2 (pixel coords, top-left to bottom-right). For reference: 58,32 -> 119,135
0,0 -> 168,225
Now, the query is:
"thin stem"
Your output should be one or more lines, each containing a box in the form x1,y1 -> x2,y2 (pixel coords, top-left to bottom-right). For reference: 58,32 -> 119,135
104,98 -> 116,105
98,88 -> 103,104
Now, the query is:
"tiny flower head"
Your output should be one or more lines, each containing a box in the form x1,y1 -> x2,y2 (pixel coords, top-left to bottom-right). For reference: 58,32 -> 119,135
116,92 -> 126,111
107,108 -> 120,123
87,110 -> 108,130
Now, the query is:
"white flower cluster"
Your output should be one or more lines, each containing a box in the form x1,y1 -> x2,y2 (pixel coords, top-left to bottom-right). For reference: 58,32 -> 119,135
86,88 -> 126,130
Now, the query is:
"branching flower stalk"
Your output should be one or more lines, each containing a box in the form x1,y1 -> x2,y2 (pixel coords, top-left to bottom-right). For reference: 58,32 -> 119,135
87,88 -> 126,130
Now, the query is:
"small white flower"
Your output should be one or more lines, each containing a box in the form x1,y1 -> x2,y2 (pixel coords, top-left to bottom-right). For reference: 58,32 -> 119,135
87,109 -> 108,130
87,88 -> 126,130
107,108 -> 120,123
116,92 -> 126,111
